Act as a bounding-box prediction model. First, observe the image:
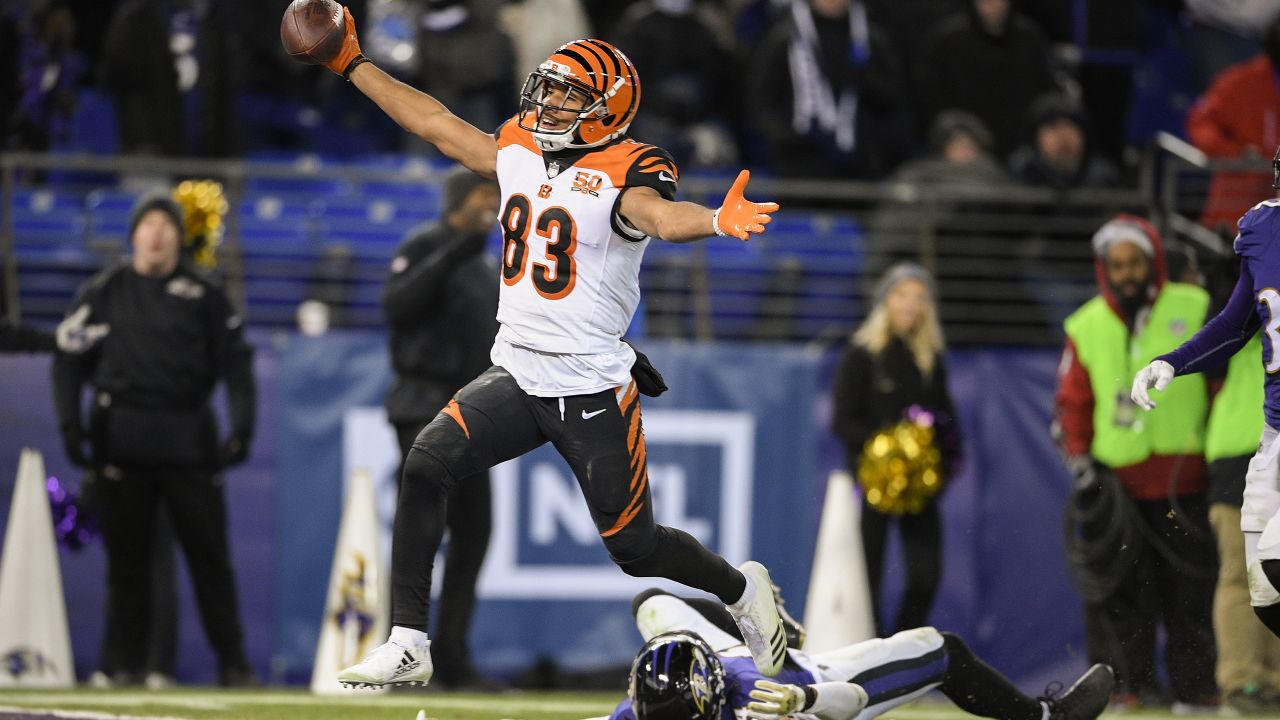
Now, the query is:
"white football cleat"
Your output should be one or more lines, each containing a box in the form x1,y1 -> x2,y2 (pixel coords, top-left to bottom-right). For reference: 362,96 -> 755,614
728,561 -> 787,677
338,637 -> 433,689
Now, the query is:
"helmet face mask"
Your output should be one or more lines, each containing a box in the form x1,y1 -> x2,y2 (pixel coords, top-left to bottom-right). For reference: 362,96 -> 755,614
518,70 -> 606,151
516,39 -> 641,153
629,632 -> 725,720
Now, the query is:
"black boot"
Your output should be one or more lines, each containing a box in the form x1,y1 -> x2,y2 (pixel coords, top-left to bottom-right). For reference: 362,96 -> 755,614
1041,664 -> 1115,720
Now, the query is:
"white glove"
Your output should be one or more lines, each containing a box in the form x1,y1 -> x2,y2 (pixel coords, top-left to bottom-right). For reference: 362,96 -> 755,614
55,304 -> 110,354
747,679 -> 806,718
1130,359 -> 1175,411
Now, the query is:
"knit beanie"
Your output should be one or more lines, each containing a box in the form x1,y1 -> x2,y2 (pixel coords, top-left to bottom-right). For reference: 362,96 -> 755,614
128,189 -> 184,242
1091,218 -> 1153,258
873,262 -> 937,306
441,167 -> 497,215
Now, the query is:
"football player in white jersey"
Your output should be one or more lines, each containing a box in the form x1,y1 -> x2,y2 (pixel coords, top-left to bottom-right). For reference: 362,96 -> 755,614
316,9 -> 787,688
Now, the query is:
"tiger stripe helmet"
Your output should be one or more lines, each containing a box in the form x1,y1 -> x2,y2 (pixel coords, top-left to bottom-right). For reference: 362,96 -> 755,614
518,39 -> 641,152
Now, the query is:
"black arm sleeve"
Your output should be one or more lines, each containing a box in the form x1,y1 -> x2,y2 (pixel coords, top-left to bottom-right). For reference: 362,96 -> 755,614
51,283 -> 103,433
381,232 -> 478,326
52,351 -> 89,433
932,357 -> 962,474
0,320 -> 56,353
831,344 -> 877,464
209,287 -> 255,439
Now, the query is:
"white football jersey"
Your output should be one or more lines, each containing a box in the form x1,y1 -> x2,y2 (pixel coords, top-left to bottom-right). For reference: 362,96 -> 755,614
489,116 -> 679,396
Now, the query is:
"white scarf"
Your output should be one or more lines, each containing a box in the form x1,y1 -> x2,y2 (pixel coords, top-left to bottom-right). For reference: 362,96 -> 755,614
787,0 -> 867,153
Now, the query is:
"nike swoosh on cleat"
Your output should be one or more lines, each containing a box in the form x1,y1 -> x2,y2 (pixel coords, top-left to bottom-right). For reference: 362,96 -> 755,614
582,408 -> 607,420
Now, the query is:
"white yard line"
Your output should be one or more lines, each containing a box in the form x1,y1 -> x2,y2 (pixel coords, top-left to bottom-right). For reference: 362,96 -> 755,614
0,691 -> 615,714
0,705 -> 190,720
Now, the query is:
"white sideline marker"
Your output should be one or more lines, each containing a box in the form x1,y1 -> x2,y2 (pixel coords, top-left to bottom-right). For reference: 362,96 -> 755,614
310,468 -> 389,695
0,448 -> 74,687
802,470 -> 876,653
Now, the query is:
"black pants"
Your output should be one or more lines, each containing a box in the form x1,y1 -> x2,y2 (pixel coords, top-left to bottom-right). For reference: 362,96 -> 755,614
393,421 -> 491,683
99,509 -> 178,680
95,464 -> 247,676
1083,492 -> 1217,702
392,367 -> 745,631
861,498 -> 941,634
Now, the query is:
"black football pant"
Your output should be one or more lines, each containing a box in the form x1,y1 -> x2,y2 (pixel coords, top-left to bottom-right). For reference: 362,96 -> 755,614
392,366 -> 746,631
393,421 -> 490,684
1083,492 -> 1217,702
861,498 -> 942,634
95,464 -> 248,676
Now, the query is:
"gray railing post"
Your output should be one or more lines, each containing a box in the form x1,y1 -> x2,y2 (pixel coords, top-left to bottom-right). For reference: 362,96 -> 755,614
1,156 -> 18,324
919,193 -> 938,276
224,165 -> 248,314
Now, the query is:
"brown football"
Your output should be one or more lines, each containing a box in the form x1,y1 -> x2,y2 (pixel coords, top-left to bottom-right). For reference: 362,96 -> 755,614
280,0 -> 345,65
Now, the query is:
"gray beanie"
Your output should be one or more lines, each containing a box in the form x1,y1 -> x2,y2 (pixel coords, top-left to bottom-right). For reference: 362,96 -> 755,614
128,189 -> 184,241
441,167 -> 497,215
873,262 -> 937,306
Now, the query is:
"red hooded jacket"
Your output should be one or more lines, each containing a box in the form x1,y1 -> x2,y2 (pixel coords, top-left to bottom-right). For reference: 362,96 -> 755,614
1054,215 -> 1207,499
1187,54 -> 1280,231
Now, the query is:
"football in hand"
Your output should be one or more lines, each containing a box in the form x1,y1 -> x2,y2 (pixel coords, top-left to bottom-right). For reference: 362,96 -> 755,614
280,0 -> 345,65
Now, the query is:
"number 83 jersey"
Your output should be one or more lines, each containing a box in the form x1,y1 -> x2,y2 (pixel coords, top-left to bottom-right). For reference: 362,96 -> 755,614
492,118 -> 678,358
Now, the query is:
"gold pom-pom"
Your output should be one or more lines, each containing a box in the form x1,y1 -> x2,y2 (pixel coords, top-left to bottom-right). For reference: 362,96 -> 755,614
172,180 -> 228,270
857,419 -> 943,516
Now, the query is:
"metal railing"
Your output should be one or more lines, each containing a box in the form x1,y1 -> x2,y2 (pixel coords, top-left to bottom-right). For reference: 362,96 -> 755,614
0,149 -> 1210,347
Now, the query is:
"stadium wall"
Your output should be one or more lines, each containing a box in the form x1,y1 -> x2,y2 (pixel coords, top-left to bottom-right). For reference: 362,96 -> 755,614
0,336 -> 1083,691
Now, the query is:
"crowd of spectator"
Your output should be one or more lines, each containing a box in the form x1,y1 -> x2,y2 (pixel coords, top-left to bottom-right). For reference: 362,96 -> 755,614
0,0 -> 1277,199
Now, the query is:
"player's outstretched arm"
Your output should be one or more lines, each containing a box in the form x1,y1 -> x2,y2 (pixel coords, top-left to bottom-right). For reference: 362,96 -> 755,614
1131,262 -> 1260,410
326,8 -> 497,177
619,169 -> 778,244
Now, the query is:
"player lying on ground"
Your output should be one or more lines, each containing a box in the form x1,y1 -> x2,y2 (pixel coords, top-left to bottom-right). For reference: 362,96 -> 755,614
606,589 -> 1115,720
309,8 -> 788,687
1131,146 -> 1280,640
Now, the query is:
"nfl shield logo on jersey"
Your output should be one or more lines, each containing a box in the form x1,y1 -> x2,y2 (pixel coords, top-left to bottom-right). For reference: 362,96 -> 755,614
547,161 -> 561,179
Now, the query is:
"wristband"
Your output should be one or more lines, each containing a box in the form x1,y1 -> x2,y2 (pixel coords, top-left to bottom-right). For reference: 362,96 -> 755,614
801,685 -> 818,711
711,207 -> 729,237
343,54 -> 370,81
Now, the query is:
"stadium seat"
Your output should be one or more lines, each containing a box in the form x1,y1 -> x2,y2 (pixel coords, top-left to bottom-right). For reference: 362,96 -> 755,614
11,189 -> 87,250
312,197 -> 430,252
238,195 -> 318,259
86,189 -> 139,243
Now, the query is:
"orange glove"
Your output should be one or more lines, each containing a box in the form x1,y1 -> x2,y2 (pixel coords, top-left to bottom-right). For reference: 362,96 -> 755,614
324,7 -> 365,78
712,170 -> 778,241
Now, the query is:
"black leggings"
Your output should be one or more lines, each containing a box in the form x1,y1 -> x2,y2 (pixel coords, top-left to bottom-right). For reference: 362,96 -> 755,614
392,366 -> 746,630
861,498 -> 941,634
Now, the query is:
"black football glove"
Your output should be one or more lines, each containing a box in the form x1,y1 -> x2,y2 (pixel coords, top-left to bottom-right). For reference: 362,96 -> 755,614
218,433 -> 250,469
60,423 -> 91,468
624,340 -> 668,397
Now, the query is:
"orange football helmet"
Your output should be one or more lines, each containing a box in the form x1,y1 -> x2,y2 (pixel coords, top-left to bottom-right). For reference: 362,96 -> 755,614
517,39 -> 641,152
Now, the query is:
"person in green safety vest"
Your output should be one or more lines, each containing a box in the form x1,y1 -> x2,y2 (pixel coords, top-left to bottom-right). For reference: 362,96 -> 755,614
1054,215 -> 1218,711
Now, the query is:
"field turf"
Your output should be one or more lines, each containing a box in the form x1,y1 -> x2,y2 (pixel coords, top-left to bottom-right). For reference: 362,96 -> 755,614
0,688 -> 1202,720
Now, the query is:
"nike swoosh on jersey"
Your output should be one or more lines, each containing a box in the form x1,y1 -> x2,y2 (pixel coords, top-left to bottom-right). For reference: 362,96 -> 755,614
582,408 -> 607,420
658,171 -> 675,183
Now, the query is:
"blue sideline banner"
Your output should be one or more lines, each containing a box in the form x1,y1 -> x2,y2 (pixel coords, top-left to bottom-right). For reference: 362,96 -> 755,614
2,337 -> 1088,690
272,337 -> 822,679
